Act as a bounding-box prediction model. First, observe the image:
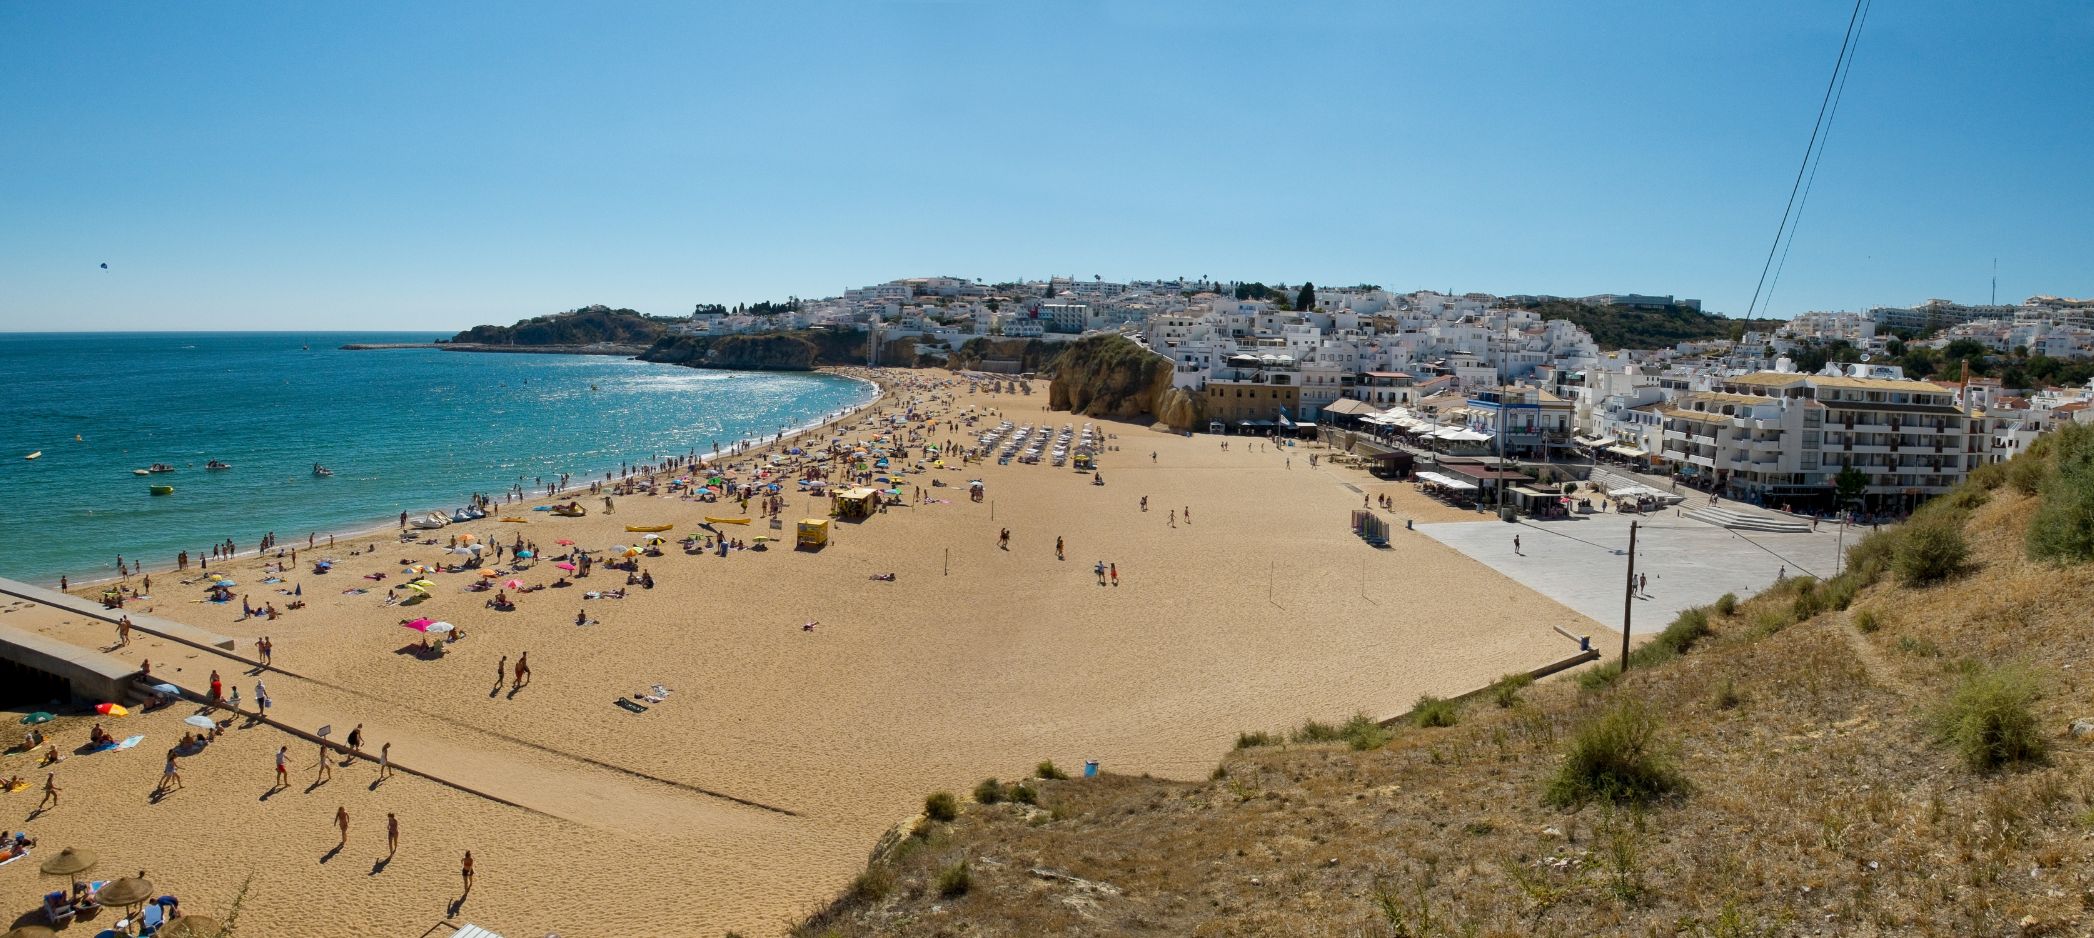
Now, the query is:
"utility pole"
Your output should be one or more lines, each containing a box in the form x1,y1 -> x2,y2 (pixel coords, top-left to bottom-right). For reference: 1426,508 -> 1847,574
1621,520 -> 1638,671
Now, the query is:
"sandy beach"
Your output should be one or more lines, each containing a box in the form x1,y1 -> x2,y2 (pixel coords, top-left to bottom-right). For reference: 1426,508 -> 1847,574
2,368 -> 1595,937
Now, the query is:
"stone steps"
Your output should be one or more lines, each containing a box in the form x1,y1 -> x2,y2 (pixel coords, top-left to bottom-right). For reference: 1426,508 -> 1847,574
1683,506 -> 1812,534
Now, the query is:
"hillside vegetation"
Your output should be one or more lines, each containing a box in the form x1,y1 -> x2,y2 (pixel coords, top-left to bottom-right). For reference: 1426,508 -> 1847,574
451,304 -> 670,345
1513,300 -> 1780,351
793,426 -> 2094,937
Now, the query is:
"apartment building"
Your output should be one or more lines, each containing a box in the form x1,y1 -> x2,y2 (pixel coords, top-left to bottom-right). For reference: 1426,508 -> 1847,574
1657,370 -> 1975,510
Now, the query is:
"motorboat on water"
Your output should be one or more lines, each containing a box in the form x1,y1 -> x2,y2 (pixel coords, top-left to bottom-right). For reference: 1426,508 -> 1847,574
312,463 -> 334,477
133,468 -> 151,476
149,485 -> 175,496
205,460 -> 232,470
147,463 -> 175,474
23,451 -> 39,460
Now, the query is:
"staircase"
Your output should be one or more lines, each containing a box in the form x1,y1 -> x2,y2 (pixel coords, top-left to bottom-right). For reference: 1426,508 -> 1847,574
1683,506 -> 1812,534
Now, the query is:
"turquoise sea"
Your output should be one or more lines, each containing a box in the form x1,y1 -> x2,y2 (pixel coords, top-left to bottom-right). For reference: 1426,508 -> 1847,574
0,333 -> 874,585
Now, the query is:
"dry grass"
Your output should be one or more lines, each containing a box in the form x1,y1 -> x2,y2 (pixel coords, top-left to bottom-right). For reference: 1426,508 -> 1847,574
796,445 -> 2094,937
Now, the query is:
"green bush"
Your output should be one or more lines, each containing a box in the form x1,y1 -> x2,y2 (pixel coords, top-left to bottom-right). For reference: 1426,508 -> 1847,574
1578,660 -> 1623,691
935,858 -> 972,898
1713,592 -> 1738,616
1713,678 -> 1743,710
1412,695 -> 1459,729
1894,516 -> 1970,586
2027,427 -> 2094,564
1968,460 -> 2007,491
1750,607 -> 1794,637
1545,697 -> 1688,807
924,791 -> 959,822
1234,730 -> 1279,749
1933,664 -> 2048,773
1035,760 -> 1068,780
2007,455 -> 2050,496
972,778 -> 1005,805
848,866 -> 894,903
1844,528 -> 1901,587
1491,672 -> 1534,708
1292,719 -> 1343,744
1343,713 -> 1392,750
1008,782 -> 1038,805
1820,573 -> 1861,612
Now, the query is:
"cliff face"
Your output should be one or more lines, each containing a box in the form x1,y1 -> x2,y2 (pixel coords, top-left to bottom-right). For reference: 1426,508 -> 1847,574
1047,334 -> 1175,421
452,305 -> 669,346
640,333 -> 827,371
950,337 -> 1059,373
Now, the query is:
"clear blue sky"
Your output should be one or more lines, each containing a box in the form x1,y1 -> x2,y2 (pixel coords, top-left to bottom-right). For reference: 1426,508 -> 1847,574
3,1 -> 2089,331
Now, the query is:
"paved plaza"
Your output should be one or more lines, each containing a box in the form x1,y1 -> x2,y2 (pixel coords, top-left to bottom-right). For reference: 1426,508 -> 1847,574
1418,509 -> 1856,637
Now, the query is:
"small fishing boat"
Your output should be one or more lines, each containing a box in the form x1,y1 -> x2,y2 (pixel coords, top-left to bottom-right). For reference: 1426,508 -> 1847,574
205,460 -> 232,470
312,463 -> 334,477
147,463 -> 175,473
24,451 -> 40,460
704,517 -> 752,526
133,468 -> 152,476
149,485 -> 175,496
624,524 -> 673,533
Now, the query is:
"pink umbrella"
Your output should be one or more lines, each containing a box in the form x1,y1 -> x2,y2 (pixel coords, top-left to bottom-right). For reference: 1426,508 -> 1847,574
401,621 -> 432,632
555,562 -> 577,571
555,538 -> 575,546
504,579 -> 524,589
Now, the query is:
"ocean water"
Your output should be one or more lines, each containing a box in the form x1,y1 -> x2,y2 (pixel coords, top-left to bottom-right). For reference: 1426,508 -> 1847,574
0,332 -> 874,585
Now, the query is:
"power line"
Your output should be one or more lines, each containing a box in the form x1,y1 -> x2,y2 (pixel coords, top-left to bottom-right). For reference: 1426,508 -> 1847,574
1765,0 -> 1872,314
1745,0 -> 1871,319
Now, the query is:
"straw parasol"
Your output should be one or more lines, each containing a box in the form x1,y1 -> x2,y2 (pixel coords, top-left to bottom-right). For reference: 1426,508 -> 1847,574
98,872 -> 154,907
3,925 -> 57,938
158,916 -> 226,938
38,846 -> 97,876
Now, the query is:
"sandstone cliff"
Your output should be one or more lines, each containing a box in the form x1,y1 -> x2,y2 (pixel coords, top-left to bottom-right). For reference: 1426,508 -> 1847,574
1047,334 -> 1176,421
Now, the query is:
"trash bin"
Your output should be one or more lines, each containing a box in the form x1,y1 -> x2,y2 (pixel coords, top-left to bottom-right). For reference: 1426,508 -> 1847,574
1083,759 -> 1099,778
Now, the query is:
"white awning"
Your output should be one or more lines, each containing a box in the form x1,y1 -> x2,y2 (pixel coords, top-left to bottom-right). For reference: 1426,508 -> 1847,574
1605,445 -> 1649,457
1415,470 -> 1479,491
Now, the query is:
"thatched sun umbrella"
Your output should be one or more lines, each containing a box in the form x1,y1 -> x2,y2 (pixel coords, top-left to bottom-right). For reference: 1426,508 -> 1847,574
37,846 -> 97,876
98,871 -> 154,921
158,915 -> 226,938
3,925 -> 58,938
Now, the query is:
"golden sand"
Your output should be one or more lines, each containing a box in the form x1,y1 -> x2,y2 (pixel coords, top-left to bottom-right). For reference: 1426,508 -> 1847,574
0,370 -> 1594,936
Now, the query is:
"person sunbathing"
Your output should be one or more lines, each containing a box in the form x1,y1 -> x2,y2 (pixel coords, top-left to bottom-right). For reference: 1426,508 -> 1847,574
90,724 -> 113,746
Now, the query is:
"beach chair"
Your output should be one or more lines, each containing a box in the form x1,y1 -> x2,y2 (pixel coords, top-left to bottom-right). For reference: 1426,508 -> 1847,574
43,890 -> 75,926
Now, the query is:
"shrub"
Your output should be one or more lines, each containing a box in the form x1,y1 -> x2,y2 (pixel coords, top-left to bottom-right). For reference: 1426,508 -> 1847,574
1854,608 -> 1881,632
1894,516 -> 1969,586
1789,580 -> 1825,621
923,791 -> 959,822
1932,664 -> 2048,773
1008,783 -> 1038,805
1713,592 -> 1738,616
972,778 -> 1005,805
1343,713 -> 1393,749
1545,697 -> 1688,807
1844,528 -> 1901,587
1750,607 -> 1794,637
1968,460 -> 2007,491
847,866 -> 894,903
1578,660 -> 1623,691
2007,455 -> 2050,496
1035,760 -> 1068,780
1412,695 -> 1459,729
1234,730 -> 1278,750
2027,429 -> 2094,564
1713,678 -> 1743,710
1292,719 -> 1343,744
1491,672 -> 1534,708
935,858 -> 972,898
1820,573 -> 1861,612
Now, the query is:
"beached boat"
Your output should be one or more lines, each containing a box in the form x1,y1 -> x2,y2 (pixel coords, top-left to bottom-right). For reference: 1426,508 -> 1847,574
408,511 -> 449,529
23,451 -> 39,460
624,524 -> 673,533
149,484 -> 174,496
550,504 -> 587,517
704,516 -> 752,525
498,517 -> 528,523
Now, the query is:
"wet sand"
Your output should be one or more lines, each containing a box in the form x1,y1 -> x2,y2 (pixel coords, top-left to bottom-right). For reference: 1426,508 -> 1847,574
1,369 -> 1595,936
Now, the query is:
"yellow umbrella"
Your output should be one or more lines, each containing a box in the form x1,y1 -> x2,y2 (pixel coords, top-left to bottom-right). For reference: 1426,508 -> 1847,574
478,569 -> 499,578
402,582 -> 430,593
458,533 -> 478,543
409,579 -> 436,589
622,547 -> 642,558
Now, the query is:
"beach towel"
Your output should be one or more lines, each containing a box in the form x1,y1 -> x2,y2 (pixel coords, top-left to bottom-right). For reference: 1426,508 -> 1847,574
115,735 -> 145,750
0,850 -> 25,867
614,699 -> 647,714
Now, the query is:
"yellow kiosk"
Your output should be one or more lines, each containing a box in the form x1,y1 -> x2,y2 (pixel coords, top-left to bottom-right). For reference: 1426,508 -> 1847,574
832,486 -> 879,520
796,517 -> 831,549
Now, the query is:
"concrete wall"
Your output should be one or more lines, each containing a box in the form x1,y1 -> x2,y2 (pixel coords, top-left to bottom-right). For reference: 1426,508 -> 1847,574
0,622 -> 141,703
0,577 -> 237,651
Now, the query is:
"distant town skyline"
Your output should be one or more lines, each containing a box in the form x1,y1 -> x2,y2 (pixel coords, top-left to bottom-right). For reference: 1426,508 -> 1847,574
2,1 -> 2089,331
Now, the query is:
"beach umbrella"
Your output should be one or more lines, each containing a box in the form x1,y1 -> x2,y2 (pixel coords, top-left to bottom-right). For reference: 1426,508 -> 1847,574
425,622 -> 454,634
504,579 -> 524,589
622,547 -> 642,558
150,683 -> 181,696
458,533 -> 478,543
447,547 -> 475,556
22,711 -> 55,725
96,703 -> 128,717
402,583 -> 430,594
555,562 -> 577,572
640,534 -> 666,543
479,569 -> 499,578
158,916 -> 225,938
98,873 -> 153,909
183,715 -> 215,731
3,924 -> 56,938
555,539 -> 575,546
37,846 -> 97,876
409,579 -> 436,589
515,549 -> 533,559
212,580 -> 237,588
401,621 -> 430,632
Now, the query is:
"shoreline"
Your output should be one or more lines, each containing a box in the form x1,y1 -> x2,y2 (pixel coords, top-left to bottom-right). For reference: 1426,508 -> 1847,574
39,366 -> 888,594
341,342 -> 650,356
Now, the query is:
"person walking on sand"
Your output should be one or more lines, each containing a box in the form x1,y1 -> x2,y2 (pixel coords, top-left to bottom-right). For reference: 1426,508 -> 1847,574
209,670 -> 222,701
315,740 -> 332,784
117,615 -> 131,647
514,652 -> 530,688
998,528 -> 1010,550
1094,561 -> 1106,585
495,655 -> 507,692
1140,496 -> 1148,512
345,723 -> 364,758
378,742 -> 392,782
386,812 -> 399,858
38,772 -> 59,810
1055,536 -> 1064,560
156,751 -> 181,795
274,746 -> 289,789
335,806 -> 349,847
1184,506 -> 1191,525
1110,563 -> 1118,587
461,850 -> 474,896
254,679 -> 270,718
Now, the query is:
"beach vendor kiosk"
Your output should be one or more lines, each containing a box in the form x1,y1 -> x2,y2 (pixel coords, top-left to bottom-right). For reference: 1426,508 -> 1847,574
796,517 -> 831,549
832,486 -> 879,520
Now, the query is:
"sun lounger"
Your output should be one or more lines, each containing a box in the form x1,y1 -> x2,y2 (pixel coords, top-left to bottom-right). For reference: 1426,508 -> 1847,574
615,699 -> 648,714
44,890 -> 75,926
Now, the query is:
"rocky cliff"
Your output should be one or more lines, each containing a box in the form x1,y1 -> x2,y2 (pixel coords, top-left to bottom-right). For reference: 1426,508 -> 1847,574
639,332 -> 830,371
451,305 -> 670,346
1047,334 -> 1177,422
